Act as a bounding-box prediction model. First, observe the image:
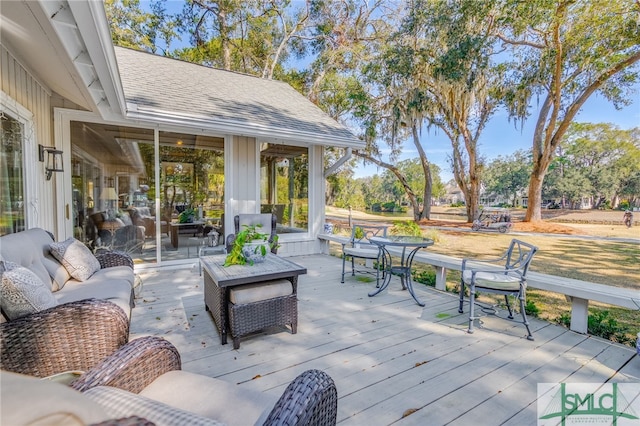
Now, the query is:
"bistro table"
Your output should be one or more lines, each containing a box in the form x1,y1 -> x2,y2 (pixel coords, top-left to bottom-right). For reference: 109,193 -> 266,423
369,236 -> 434,306
201,253 -> 306,347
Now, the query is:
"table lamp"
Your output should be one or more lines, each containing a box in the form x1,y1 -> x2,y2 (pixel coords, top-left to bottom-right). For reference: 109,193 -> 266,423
100,187 -> 118,219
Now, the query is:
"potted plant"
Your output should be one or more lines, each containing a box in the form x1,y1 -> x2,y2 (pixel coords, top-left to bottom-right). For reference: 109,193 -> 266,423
178,207 -> 196,223
224,224 -> 278,266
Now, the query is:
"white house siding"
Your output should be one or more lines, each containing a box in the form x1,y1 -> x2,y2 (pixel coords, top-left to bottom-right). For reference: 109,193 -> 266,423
227,135 -> 259,216
1,43 -> 56,233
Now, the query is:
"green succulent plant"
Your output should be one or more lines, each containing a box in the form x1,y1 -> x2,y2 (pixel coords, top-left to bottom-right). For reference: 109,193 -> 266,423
224,224 -> 278,266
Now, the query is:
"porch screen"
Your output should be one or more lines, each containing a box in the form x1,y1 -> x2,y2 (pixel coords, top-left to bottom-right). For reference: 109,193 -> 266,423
260,143 -> 308,234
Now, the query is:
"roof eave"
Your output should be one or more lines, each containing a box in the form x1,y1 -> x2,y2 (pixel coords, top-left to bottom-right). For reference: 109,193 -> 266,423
125,105 -> 365,149
44,0 -> 125,120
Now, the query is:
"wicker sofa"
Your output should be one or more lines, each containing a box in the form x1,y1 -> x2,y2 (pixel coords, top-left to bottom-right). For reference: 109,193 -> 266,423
0,228 -> 135,322
0,300 -> 338,426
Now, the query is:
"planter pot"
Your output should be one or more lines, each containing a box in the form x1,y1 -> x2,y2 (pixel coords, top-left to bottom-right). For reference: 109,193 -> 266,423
242,241 -> 269,264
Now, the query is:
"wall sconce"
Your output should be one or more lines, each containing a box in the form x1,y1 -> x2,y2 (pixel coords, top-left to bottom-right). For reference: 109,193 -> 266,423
39,144 -> 64,180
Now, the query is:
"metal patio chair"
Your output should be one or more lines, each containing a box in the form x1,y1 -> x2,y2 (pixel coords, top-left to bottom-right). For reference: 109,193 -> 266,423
340,224 -> 387,285
458,239 -> 538,340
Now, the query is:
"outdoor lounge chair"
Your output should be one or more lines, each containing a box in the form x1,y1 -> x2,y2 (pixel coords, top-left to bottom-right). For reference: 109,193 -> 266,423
340,224 -> 387,285
458,239 -> 538,340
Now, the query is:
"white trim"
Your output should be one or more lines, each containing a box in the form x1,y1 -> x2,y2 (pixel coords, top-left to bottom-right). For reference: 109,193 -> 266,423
0,91 -> 38,231
154,127 -> 161,261
223,134 -> 233,240
54,107 -> 71,238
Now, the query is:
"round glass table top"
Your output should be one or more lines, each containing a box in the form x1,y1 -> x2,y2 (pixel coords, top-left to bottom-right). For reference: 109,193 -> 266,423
369,236 -> 434,247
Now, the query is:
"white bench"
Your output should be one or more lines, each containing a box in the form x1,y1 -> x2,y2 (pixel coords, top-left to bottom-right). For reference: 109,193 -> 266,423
318,233 -> 640,334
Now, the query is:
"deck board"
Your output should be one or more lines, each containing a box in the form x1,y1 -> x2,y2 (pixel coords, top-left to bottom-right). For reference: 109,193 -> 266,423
130,254 -> 639,425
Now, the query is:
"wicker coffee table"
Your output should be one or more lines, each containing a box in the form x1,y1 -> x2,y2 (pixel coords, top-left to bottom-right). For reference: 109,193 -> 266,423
201,254 -> 307,348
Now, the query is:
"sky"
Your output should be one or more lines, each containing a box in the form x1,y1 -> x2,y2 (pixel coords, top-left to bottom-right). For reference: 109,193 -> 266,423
351,94 -> 640,182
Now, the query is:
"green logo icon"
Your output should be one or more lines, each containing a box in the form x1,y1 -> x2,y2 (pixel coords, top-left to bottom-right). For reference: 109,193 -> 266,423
538,383 -> 639,425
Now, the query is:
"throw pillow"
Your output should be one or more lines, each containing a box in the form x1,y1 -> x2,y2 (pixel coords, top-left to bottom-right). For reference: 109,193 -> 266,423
42,256 -> 72,292
50,238 -> 101,281
0,263 -> 58,320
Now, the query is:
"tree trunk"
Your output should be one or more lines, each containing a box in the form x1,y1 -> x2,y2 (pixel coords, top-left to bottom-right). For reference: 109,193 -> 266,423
219,10 -> 231,70
412,123 -> 431,220
525,168 -> 545,221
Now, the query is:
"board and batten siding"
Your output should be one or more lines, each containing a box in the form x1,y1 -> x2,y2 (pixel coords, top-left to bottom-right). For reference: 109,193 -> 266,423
228,135 -> 259,214
1,43 -> 58,233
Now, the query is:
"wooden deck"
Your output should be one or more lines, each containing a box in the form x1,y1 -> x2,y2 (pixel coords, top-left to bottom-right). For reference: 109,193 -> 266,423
130,254 -> 639,425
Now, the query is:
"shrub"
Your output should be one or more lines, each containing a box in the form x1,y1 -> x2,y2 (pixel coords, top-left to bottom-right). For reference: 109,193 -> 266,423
389,220 -> 422,237
587,310 -> 631,344
525,300 -> 539,317
556,310 -> 633,345
412,268 -> 436,287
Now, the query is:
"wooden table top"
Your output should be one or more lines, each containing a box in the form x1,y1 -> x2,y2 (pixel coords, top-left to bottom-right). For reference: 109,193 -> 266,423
201,254 -> 307,287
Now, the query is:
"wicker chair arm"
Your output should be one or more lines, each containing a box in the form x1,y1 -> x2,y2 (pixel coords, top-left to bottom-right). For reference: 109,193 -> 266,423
96,250 -> 134,269
71,336 -> 181,394
263,369 -> 337,426
0,299 -> 129,378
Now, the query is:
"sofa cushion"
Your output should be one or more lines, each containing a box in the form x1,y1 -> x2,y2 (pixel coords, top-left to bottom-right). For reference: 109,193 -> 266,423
0,371 -> 111,426
85,386 -> 225,426
0,228 -> 54,290
229,279 -> 292,305
50,237 -> 101,281
139,370 -> 278,426
54,266 -> 134,319
0,261 -> 58,320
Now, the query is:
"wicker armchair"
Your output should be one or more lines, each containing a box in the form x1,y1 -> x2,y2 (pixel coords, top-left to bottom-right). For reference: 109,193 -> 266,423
0,299 -> 130,378
72,336 -> 337,425
1,298 -> 337,425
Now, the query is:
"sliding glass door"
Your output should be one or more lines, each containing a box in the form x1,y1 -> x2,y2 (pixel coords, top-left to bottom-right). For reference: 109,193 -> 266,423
69,121 -> 224,265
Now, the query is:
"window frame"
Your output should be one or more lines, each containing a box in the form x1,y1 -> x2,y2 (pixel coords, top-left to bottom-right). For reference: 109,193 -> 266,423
1,91 -> 37,233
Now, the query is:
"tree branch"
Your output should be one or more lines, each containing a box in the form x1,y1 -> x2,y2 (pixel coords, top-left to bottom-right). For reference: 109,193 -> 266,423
495,31 -> 545,49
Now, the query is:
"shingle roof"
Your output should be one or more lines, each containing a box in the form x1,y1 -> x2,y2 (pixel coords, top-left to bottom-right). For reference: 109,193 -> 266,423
114,46 -> 362,147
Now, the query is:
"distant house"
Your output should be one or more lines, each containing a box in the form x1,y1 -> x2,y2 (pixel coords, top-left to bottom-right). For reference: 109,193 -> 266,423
1,1 -> 363,266
442,181 -> 464,205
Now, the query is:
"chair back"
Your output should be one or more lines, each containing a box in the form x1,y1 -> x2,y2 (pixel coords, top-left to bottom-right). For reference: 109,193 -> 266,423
235,213 -> 275,235
233,213 -> 278,254
350,224 -> 387,248
505,239 -> 538,276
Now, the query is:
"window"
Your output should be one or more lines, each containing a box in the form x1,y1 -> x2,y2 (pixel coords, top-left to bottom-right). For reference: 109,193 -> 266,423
0,111 -> 26,235
260,143 -> 308,234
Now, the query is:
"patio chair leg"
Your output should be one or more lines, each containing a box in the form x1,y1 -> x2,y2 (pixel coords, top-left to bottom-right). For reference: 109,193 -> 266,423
505,295 -> 514,319
458,281 -> 465,313
519,294 -> 534,341
341,255 -> 346,283
467,285 -> 476,334
351,258 -> 355,276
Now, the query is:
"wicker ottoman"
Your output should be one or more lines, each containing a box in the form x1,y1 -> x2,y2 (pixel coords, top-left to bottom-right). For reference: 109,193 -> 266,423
227,279 -> 298,349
